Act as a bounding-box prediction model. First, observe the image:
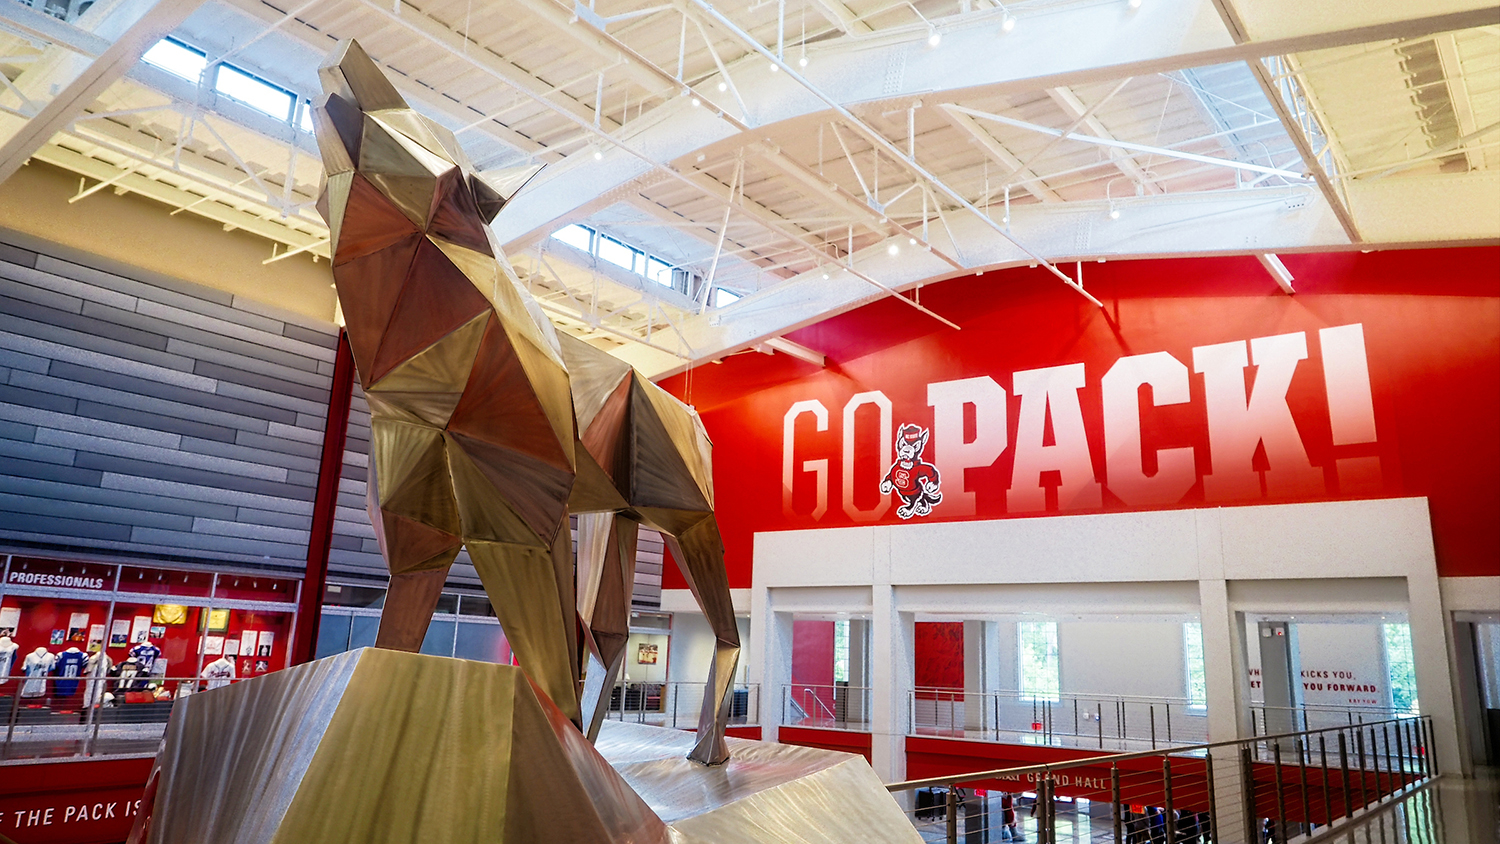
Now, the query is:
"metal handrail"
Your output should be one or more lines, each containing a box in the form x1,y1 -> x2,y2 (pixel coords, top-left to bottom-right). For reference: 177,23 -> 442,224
886,713 -> 1430,791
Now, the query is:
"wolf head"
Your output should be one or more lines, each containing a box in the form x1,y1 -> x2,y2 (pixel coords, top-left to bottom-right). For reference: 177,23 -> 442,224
895,423 -> 929,462
311,40 -> 508,262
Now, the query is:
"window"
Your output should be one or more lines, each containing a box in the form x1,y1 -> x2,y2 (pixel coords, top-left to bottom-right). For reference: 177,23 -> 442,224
552,224 -> 594,252
143,39 -> 206,83
646,257 -> 673,287
1384,623 -> 1418,714
1018,621 -> 1060,702
216,65 -> 295,121
833,619 -> 850,683
596,235 -> 638,273
297,101 -> 315,134
1184,622 -> 1207,709
714,288 -> 742,308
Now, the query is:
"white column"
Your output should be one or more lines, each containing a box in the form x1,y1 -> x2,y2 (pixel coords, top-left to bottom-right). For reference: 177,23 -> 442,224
1200,578 -> 1252,844
871,570 -> 913,785
1407,565 -> 1467,775
753,586 -> 794,744
964,620 -> 984,732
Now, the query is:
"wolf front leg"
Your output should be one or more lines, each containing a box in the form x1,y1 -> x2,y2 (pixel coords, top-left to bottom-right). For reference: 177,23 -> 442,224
662,515 -> 740,766
577,512 -> 640,742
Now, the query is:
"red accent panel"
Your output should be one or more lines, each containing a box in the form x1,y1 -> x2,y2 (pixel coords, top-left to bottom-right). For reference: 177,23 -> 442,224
915,622 -> 964,694
791,620 -> 835,713
778,726 -> 873,763
725,725 -> 763,740
659,248 -> 1500,586
0,757 -> 152,843
293,329 -> 356,666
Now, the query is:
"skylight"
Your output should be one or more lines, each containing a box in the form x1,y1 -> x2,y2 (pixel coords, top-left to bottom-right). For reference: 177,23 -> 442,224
714,288 -> 741,308
550,224 -> 699,298
216,65 -> 294,121
143,39 -> 206,83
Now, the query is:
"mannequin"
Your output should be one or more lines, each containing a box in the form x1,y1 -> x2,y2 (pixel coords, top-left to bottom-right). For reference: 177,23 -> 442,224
201,655 -> 235,691
85,650 -> 112,708
129,639 -> 162,674
0,634 -> 17,679
20,647 -> 53,698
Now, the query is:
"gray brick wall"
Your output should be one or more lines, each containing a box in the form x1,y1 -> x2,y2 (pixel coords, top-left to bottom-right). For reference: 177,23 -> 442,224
0,236 -> 337,572
0,234 -> 664,608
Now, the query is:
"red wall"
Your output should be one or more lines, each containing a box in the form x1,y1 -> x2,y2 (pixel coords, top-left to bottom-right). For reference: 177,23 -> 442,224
791,620 -> 835,712
661,248 -> 1500,588
915,622 -> 964,691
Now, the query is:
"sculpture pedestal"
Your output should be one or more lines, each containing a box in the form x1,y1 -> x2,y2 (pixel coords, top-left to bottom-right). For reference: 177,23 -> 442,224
139,649 -> 918,843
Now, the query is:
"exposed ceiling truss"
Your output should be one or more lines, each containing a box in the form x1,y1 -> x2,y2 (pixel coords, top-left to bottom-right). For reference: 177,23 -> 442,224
0,0 -> 1495,376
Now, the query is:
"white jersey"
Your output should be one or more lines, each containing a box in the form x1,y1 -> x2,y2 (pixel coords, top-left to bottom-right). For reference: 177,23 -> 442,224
201,659 -> 236,691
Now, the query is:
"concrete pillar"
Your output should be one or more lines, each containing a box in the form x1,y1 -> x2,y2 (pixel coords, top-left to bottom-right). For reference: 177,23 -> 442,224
1407,565 -> 1468,775
847,618 -> 870,725
1200,578 -> 1251,844
753,585 -> 794,744
964,620 -> 985,732
871,581 -> 913,785
1257,621 -> 1298,737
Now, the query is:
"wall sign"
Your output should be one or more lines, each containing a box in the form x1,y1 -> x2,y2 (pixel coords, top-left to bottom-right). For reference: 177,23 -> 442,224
5,570 -> 110,591
660,249 -> 1500,587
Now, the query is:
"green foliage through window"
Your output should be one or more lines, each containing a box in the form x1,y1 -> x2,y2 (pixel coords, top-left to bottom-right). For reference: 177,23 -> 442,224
1185,622 -> 1207,709
1384,623 -> 1418,714
1019,621 -> 1059,702
834,619 -> 850,683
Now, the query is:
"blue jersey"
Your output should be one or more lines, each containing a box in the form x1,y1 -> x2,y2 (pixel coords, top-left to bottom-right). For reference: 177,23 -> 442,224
54,650 -> 88,696
130,643 -> 162,674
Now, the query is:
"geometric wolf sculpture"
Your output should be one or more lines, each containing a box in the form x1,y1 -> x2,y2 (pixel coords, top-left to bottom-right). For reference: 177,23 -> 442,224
132,649 -> 670,844
129,651 -> 922,844
311,40 -> 739,765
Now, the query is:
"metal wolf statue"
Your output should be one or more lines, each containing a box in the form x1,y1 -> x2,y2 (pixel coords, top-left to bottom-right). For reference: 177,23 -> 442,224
312,40 -> 739,765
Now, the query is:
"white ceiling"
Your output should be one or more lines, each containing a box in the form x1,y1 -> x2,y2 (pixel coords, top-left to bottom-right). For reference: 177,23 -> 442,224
1,0 -> 1496,376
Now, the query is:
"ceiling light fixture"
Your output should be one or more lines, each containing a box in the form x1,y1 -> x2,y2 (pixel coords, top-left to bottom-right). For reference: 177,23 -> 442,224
592,148 -> 603,161
769,62 -> 779,72
908,237 -> 917,245
717,81 -> 727,92
798,55 -> 808,68
1001,13 -> 1016,33
887,243 -> 900,255
1108,203 -> 1120,220
1128,0 -> 1142,8
691,97 -> 701,107
822,272 -> 830,279
927,29 -> 941,47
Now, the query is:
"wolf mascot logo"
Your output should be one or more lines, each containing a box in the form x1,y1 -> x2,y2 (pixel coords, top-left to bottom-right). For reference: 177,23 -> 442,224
880,423 -> 943,519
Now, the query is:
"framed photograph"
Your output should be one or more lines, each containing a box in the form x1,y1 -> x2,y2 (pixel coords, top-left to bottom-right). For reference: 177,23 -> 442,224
253,660 -> 268,674
204,635 -> 224,656
224,639 -> 240,657
109,619 -> 130,647
130,615 -> 151,643
198,608 -> 230,633
88,624 -> 105,652
256,645 -> 272,657
636,643 -> 658,665
0,606 -> 20,630
50,629 -> 65,645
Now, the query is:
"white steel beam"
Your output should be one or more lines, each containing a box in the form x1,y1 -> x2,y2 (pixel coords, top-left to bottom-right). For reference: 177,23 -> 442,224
625,184 -> 1354,378
0,0 -> 209,184
495,0 -> 1493,251
1046,86 -> 1162,194
936,106 -> 1062,203
1257,253 -> 1295,294
761,336 -> 825,366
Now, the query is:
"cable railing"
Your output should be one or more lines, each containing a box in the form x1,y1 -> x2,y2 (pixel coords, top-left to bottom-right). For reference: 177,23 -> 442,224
1249,702 -> 1408,736
603,680 -> 759,729
2,675 -> 238,762
910,687 -> 1211,750
886,713 -> 1437,844
780,683 -> 872,732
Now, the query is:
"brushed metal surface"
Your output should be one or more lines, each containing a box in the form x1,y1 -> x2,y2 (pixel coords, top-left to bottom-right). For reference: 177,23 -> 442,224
314,38 -> 740,759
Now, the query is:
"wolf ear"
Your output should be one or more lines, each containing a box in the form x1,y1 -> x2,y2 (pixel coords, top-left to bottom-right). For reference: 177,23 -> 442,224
919,429 -> 930,450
